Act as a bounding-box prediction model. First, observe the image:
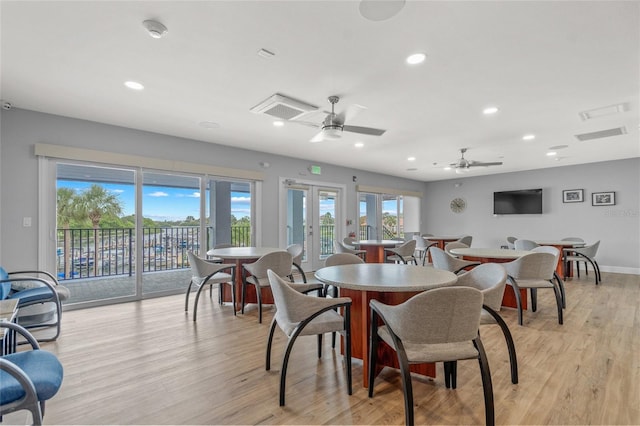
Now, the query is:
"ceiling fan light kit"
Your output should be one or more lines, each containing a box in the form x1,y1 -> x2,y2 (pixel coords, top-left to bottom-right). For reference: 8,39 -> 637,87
450,148 -> 503,173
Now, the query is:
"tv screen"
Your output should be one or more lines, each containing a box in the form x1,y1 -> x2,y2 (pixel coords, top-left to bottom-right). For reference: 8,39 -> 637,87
493,189 -> 543,214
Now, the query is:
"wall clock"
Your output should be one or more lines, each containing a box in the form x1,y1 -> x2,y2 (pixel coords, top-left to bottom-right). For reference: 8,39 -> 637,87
450,197 -> 466,213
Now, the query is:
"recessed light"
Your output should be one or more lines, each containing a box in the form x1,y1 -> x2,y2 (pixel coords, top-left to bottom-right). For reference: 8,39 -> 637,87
444,167 -> 452,171
406,168 -> 418,171
483,106 -> 499,115
198,121 -> 219,129
273,121 -> 284,127
354,142 -> 364,148
407,156 -> 416,161
522,134 -> 536,141
406,53 -> 426,65
124,81 -> 144,90
546,151 -> 557,156
549,145 -> 568,150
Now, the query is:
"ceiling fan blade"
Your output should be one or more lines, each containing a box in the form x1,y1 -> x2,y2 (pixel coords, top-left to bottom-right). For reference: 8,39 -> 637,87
343,125 -> 386,136
310,131 -> 326,143
469,161 -> 503,167
337,104 -> 367,124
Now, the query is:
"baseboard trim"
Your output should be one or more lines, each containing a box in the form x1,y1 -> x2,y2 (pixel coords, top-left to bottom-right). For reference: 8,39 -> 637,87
599,265 -> 640,275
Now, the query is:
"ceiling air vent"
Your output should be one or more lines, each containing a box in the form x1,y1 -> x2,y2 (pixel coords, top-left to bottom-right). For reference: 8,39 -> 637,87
250,94 -> 318,120
574,127 -> 627,141
579,103 -> 629,121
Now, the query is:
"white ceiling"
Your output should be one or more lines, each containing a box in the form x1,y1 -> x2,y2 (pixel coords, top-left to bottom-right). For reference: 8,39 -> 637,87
1,1 -> 638,181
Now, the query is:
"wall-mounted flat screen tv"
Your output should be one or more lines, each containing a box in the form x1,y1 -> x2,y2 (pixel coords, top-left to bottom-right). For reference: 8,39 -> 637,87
493,189 -> 543,214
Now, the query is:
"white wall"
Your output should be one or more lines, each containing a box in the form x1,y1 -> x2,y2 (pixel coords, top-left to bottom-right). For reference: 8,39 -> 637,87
0,108 -> 427,269
422,159 -> 640,273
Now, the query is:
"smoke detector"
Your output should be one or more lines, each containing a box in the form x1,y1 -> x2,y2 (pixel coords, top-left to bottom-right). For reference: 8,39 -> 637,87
143,20 -> 168,39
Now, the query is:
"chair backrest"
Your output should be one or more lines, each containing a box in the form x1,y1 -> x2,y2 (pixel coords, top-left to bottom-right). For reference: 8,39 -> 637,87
187,251 -> 216,279
335,240 -> 361,255
503,252 -> 557,280
572,240 -> 600,258
390,239 -> 416,256
324,253 -> 364,267
532,245 -> 560,264
243,251 -> 292,279
561,237 -> 584,243
455,263 -> 508,311
457,235 -> 473,246
267,270 -> 314,324
413,235 -> 434,250
286,244 -> 304,265
375,286 -> 483,344
429,246 -> 467,272
444,241 -> 468,254
343,237 -> 357,248
514,239 -> 539,251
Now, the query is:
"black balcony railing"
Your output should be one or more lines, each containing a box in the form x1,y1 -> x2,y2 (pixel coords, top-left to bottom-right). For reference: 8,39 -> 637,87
56,225 -> 251,280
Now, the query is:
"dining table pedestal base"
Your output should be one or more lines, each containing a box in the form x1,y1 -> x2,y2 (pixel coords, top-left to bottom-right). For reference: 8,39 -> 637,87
340,287 -> 436,388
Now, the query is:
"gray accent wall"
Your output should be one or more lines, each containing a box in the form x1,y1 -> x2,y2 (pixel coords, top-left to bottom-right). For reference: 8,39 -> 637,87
0,108 -> 426,269
423,158 -> 640,273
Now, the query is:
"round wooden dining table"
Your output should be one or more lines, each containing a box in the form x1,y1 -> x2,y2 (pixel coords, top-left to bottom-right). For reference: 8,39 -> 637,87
206,246 -> 285,311
351,239 -> 404,263
315,263 -> 457,387
449,247 -> 531,309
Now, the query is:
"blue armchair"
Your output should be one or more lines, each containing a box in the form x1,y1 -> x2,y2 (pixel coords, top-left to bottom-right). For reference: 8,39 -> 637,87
0,322 -> 64,425
0,268 -> 70,342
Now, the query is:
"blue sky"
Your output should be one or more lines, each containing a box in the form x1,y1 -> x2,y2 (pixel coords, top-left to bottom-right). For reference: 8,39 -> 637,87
58,181 -> 251,221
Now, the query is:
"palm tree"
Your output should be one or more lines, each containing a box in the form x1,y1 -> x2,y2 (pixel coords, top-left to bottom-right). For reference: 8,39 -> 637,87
76,184 -> 123,276
57,187 -> 79,279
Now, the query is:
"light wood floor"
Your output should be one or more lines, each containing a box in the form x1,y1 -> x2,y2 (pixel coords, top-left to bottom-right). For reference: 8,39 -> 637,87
7,272 -> 640,425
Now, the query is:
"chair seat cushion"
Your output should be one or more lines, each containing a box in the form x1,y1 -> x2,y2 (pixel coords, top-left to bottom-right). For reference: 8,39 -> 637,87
511,279 -> 555,289
277,309 -> 344,337
8,287 -> 55,306
378,326 -> 478,363
0,351 -> 63,405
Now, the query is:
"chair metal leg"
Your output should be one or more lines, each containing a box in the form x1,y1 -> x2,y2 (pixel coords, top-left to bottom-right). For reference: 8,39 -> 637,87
553,285 -> 564,325
279,333 -> 300,406
396,348 -> 415,426
193,284 -> 208,322
344,307 -> 352,395
256,285 -> 263,323
265,316 -> 278,370
554,272 -> 566,308
483,306 -> 518,384
317,334 -> 323,358
184,280 -> 193,311
531,288 -> 537,312
444,361 -> 452,389
474,337 -> 495,426
510,279 -> 524,326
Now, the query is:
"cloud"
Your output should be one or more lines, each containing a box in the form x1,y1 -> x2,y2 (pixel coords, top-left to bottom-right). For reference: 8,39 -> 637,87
231,196 -> 251,202
148,191 -> 169,197
111,189 -> 125,193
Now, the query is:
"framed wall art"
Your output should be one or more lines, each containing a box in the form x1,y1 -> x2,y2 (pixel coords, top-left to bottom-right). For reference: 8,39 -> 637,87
562,189 -> 583,203
592,191 -> 615,206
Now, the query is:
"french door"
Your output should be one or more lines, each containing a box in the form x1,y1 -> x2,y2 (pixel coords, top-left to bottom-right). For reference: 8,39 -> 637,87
281,179 -> 344,271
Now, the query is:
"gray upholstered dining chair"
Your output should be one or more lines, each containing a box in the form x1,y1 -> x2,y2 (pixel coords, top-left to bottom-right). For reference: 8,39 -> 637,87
413,235 -> 436,266
563,240 -> 601,284
514,239 -> 539,250
385,239 -> 417,264
531,245 -> 566,308
444,241 -> 469,255
368,286 -> 494,426
185,251 -> 236,321
454,263 -> 518,384
265,271 -> 352,406
560,237 -> 586,276
503,251 -> 563,326
242,251 -> 293,323
334,240 -> 367,261
286,243 -> 307,283
429,246 -> 480,275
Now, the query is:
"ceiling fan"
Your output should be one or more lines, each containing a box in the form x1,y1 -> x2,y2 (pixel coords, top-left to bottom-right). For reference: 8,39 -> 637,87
296,96 -> 386,143
450,148 -> 503,173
